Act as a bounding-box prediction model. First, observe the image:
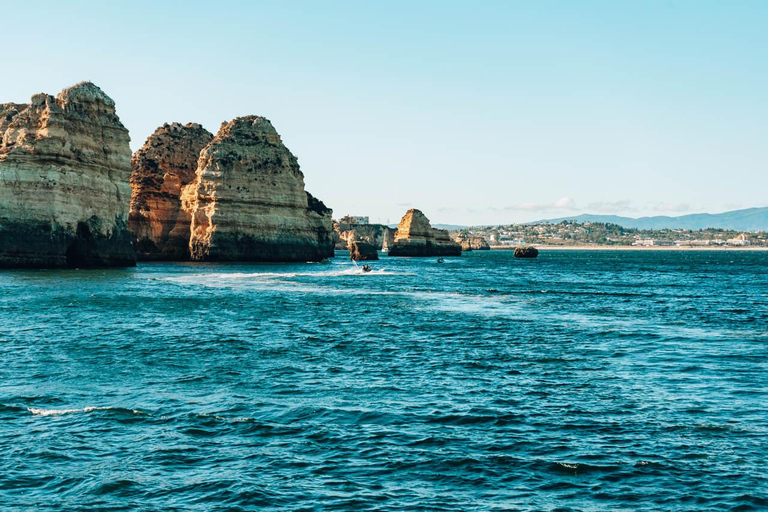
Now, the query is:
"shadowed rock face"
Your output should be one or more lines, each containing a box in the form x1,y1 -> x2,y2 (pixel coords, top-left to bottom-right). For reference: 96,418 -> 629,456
0,82 -> 135,268
129,123 -> 213,260
388,209 -> 462,257
349,240 -> 379,261
182,116 -> 334,262
514,246 -> 539,258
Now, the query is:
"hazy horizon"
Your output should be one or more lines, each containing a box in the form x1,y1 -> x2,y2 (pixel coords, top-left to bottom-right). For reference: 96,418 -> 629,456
3,0 -> 767,225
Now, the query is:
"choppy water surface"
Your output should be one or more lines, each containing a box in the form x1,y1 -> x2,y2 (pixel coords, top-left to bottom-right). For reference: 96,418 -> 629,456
1,250 -> 766,510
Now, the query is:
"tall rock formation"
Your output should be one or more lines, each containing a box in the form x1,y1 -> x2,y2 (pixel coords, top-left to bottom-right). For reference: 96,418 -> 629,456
0,82 -> 135,268
182,116 -> 334,261
388,209 -> 462,257
129,123 -> 213,260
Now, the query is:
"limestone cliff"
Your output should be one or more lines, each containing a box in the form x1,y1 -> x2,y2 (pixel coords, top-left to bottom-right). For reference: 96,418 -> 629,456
0,82 -> 135,267
349,240 -> 378,261
129,123 -> 213,260
183,116 -> 334,261
388,209 -> 462,257
455,234 -> 491,251
333,221 -> 394,250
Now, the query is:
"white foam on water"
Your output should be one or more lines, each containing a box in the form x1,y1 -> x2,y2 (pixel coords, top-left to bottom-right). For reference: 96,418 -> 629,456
160,267 -> 412,285
27,406 -> 143,417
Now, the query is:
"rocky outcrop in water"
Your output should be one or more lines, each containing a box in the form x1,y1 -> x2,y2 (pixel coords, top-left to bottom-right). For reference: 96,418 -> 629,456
349,240 -> 378,261
455,234 -> 491,251
0,82 -> 135,267
514,246 -> 539,258
388,209 -> 462,257
182,116 -> 334,261
333,220 -> 393,250
129,123 -> 213,260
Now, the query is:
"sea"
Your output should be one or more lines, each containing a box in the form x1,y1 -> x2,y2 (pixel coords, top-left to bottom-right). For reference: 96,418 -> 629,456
0,250 -> 766,511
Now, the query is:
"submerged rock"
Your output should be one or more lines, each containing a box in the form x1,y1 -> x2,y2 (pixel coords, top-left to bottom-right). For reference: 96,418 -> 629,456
388,209 -> 462,257
514,246 -> 539,258
0,82 -> 135,268
349,240 -> 379,261
129,123 -> 213,260
182,116 -> 334,261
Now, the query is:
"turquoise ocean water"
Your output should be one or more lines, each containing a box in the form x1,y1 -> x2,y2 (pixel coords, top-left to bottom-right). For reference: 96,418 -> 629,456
1,250 -> 766,510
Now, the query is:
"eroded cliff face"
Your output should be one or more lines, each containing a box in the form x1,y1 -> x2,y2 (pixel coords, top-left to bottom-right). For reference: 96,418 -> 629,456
0,82 -> 135,267
129,123 -> 213,260
388,209 -> 462,257
333,221 -> 393,250
455,234 -> 491,251
182,116 -> 334,261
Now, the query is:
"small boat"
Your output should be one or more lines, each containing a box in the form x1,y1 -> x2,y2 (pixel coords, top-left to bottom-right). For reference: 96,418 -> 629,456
437,257 -> 445,263
361,265 -> 373,273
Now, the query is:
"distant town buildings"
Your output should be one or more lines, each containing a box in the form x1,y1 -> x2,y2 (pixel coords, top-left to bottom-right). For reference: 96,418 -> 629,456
727,233 -> 751,246
338,215 -> 370,225
633,239 -> 676,246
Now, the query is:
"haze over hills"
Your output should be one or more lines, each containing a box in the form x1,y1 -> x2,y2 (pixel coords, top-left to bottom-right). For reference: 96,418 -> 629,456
535,207 -> 768,232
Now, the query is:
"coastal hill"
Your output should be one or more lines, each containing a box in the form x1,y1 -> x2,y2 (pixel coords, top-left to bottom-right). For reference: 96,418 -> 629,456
537,207 -> 768,232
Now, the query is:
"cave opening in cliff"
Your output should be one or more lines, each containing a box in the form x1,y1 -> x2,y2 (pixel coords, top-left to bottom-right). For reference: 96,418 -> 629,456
65,222 -> 96,268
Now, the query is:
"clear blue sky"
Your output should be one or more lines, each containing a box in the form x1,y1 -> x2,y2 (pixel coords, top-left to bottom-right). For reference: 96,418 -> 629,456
3,0 -> 767,225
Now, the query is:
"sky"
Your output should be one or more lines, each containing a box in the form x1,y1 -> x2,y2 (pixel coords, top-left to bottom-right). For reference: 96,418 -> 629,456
2,0 -> 767,225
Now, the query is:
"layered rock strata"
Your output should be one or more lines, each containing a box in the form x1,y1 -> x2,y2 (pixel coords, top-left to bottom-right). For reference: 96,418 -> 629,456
455,234 -> 491,251
0,82 -> 135,267
129,123 -> 213,260
349,240 -> 378,261
388,209 -> 462,257
333,221 -> 393,250
182,116 -> 334,261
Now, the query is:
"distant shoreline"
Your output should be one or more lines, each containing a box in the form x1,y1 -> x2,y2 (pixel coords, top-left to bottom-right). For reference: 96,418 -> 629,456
489,245 -> 768,251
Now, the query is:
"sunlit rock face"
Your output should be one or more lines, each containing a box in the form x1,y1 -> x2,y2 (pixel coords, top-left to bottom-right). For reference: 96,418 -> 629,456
182,116 -> 334,262
388,209 -> 462,257
129,123 -> 213,260
455,234 -> 491,251
333,221 -> 393,250
0,82 -> 135,268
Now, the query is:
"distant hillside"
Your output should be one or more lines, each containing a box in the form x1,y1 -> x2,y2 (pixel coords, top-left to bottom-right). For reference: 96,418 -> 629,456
386,223 -> 469,230
535,207 -> 768,231
433,223 -> 469,231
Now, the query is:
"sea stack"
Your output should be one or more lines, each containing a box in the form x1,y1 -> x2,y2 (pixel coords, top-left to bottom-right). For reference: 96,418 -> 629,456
129,123 -> 213,260
388,209 -> 462,257
348,240 -> 379,261
455,234 -> 491,251
0,82 -> 135,268
182,116 -> 334,261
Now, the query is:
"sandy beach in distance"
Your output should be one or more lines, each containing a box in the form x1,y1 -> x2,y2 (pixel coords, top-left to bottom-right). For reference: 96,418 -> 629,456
490,245 -> 768,251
